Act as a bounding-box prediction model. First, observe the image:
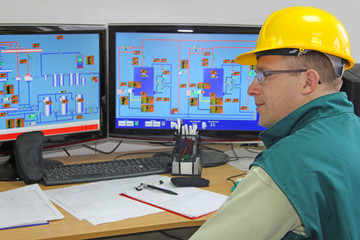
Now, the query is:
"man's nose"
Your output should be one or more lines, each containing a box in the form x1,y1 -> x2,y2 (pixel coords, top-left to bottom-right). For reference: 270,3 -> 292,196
247,77 -> 260,96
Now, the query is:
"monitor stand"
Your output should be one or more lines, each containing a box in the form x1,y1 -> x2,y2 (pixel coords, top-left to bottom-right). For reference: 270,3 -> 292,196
0,155 -> 20,180
0,155 -> 64,181
200,149 -> 229,167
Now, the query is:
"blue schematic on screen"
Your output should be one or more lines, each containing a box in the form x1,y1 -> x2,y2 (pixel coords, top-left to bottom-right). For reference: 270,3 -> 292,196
115,32 -> 264,131
0,33 -> 101,141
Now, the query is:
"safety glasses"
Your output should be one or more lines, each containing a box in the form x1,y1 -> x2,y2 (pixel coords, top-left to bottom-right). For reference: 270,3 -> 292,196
255,69 -> 307,83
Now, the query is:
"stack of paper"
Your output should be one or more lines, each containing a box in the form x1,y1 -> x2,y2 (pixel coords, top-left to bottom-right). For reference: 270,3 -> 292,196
45,175 -> 167,225
45,175 -> 228,224
0,184 -> 64,230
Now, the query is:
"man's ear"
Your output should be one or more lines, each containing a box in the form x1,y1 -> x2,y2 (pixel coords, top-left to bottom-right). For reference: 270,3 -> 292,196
302,69 -> 320,95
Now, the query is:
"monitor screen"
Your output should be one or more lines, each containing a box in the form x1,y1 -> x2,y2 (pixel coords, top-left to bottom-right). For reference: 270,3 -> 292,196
0,24 -> 107,153
108,24 -> 265,142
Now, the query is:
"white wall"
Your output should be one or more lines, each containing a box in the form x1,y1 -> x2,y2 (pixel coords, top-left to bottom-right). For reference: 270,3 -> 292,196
2,0 -> 359,61
2,0 -> 359,157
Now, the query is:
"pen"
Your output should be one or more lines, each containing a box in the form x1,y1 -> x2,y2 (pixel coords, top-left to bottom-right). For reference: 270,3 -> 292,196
141,183 -> 178,195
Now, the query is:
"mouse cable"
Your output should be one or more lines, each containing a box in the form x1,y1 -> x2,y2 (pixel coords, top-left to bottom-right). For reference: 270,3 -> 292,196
226,173 -> 247,186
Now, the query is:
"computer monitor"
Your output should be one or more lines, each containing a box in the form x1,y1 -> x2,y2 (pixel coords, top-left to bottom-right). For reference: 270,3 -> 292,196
0,24 -> 107,179
108,24 -> 265,144
341,63 -> 360,116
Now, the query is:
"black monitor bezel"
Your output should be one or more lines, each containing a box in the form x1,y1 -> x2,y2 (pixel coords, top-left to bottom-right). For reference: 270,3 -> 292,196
108,24 -> 262,142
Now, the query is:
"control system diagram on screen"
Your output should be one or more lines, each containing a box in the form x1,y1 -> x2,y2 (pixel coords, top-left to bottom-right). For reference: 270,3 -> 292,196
116,32 -> 258,130
0,33 -> 101,140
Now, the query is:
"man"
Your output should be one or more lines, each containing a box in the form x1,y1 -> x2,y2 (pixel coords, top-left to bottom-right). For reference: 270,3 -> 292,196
190,6 -> 360,240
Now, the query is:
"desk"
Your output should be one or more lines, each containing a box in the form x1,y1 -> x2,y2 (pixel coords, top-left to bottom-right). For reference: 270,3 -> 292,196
0,150 -> 245,240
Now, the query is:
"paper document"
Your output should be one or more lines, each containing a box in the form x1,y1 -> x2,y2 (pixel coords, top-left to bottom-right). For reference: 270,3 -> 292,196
45,175 -> 166,225
0,184 -> 64,230
122,177 -> 228,219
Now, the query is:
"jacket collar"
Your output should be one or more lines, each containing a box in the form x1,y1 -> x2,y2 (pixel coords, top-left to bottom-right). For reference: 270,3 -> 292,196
259,92 -> 354,148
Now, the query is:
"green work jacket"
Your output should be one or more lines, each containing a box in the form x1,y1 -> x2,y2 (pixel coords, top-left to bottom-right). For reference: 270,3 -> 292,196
253,92 -> 360,239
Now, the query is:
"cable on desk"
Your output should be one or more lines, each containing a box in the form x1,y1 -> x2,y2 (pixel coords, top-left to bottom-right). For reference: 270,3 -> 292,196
245,147 -> 263,154
62,148 -> 71,156
230,143 -> 239,158
226,173 -> 247,187
227,143 -> 262,162
228,156 -> 258,162
112,151 -> 164,161
148,140 -> 176,147
153,151 -> 172,157
202,145 -> 226,153
82,140 -> 123,154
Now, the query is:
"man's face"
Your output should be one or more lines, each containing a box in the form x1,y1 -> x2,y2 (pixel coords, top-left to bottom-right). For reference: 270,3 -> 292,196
248,55 -> 305,128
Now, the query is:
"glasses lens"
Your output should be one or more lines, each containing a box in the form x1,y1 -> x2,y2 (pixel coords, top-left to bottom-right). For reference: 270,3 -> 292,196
255,72 -> 264,83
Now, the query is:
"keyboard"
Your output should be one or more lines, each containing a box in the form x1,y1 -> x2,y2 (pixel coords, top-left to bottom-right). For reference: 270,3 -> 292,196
42,156 -> 171,186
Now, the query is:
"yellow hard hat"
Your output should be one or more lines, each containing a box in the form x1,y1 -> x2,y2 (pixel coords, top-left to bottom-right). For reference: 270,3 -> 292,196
236,6 -> 355,70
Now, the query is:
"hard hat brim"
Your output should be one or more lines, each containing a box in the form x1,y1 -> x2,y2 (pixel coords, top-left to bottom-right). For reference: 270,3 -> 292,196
235,51 -> 258,66
235,47 -> 355,70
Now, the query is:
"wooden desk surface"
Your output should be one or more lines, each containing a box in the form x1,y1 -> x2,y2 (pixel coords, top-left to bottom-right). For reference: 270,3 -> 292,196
0,150 -> 245,240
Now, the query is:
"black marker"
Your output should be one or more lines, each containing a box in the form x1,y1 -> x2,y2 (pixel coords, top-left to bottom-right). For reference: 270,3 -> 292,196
141,183 -> 178,195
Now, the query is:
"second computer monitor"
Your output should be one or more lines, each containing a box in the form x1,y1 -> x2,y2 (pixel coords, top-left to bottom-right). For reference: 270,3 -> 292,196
108,24 -> 264,142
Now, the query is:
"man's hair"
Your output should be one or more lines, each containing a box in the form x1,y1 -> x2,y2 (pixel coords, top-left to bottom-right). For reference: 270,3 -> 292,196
284,51 -> 342,90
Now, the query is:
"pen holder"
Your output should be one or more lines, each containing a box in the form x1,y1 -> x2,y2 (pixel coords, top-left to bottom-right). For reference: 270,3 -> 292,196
171,134 -> 202,176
